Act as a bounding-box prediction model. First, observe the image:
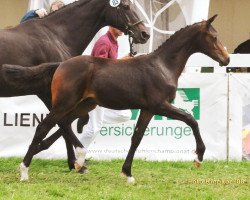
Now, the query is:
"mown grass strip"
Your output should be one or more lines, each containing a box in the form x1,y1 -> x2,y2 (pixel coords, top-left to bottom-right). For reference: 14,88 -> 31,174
0,158 -> 249,200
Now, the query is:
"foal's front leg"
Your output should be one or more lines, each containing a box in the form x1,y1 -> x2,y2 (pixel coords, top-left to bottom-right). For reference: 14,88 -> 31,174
122,110 -> 153,183
156,101 -> 205,166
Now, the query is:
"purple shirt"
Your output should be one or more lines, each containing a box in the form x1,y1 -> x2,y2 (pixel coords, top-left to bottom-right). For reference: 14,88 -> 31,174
91,31 -> 118,59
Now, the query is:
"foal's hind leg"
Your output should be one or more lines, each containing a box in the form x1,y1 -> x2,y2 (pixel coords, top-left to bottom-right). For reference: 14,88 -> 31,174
122,110 -> 153,183
52,99 -> 96,173
57,123 -> 88,173
20,111 -> 65,181
156,101 -> 205,166
33,128 -> 63,154
20,99 -> 96,180
30,128 -> 76,170
39,94 -> 76,170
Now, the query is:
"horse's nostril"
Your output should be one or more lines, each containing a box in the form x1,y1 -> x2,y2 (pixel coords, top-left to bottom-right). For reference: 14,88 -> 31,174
141,31 -> 150,40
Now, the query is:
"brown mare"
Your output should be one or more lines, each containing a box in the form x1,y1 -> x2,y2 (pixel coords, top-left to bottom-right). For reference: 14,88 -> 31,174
0,0 -> 149,171
6,15 -> 230,182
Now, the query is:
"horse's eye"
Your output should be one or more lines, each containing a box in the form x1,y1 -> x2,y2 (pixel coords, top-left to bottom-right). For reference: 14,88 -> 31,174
213,36 -> 217,41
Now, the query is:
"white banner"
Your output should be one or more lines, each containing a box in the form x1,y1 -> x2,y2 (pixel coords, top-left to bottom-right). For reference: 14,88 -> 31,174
88,73 -> 228,161
229,74 -> 250,160
0,96 -> 67,159
1,73 -> 239,161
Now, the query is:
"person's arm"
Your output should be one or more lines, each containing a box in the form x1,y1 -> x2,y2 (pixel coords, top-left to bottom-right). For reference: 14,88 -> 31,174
20,8 -> 48,23
92,43 -> 110,58
20,10 -> 38,23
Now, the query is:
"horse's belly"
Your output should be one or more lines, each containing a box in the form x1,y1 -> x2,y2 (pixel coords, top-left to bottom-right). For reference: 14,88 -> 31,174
94,88 -> 143,110
0,79 -> 35,97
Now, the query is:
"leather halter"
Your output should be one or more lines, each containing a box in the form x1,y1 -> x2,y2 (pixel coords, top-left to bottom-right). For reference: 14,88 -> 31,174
116,5 -> 142,56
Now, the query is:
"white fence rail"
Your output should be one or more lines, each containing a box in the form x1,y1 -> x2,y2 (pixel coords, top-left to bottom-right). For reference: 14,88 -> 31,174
186,53 -> 250,73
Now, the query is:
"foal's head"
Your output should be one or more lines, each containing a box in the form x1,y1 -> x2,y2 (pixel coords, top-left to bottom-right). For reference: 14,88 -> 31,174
196,15 -> 230,66
105,0 -> 150,44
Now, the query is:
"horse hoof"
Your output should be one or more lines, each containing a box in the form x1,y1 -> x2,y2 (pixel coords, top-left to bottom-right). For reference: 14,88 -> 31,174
193,158 -> 202,168
74,162 -> 82,172
74,162 -> 88,173
120,172 -> 136,184
19,162 -> 29,181
20,176 -> 29,182
78,165 -> 88,174
127,176 -> 136,184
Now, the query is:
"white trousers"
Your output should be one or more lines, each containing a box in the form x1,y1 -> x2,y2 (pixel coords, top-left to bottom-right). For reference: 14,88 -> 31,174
80,106 -> 131,148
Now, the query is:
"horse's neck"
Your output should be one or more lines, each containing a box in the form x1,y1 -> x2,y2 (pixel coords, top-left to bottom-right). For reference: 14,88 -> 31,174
154,29 -> 199,77
43,0 -> 107,56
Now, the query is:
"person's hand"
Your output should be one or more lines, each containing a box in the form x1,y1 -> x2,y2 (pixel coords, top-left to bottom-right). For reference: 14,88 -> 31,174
35,8 -> 48,18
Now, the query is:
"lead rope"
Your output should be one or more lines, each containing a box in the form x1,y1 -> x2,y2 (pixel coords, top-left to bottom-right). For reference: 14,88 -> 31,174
129,35 -> 137,57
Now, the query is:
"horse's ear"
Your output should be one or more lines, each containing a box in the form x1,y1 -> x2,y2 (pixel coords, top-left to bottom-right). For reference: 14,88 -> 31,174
207,14 -> 218,25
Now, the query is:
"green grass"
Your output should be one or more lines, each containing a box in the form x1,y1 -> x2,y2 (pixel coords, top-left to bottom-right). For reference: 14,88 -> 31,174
0,158 -> 249,200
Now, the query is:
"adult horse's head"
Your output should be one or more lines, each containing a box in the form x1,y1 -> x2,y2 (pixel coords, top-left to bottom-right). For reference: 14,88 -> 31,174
105,0 -> 150,44
197,15 -> 230,66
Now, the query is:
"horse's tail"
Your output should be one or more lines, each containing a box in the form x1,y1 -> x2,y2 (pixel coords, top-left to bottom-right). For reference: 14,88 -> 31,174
2,62 -> 60,91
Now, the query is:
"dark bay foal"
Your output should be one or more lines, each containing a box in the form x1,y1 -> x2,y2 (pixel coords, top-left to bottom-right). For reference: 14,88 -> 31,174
19,15 -> 229,182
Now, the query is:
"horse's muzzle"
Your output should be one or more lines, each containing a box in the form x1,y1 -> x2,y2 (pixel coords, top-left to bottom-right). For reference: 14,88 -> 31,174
141,31 -> 150,41
219,56 -> 230,66
133,31 -> 150,44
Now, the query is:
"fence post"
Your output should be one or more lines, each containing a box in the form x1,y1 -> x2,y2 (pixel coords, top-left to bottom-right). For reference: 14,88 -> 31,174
226,73 -> 231,161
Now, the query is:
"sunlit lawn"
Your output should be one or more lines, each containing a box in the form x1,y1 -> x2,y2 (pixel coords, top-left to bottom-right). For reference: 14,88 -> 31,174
0,158 -> 249,200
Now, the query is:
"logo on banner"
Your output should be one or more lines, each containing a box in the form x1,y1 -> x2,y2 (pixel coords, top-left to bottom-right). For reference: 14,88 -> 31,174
131,88 -> 200,121
172,88 -> 200,120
